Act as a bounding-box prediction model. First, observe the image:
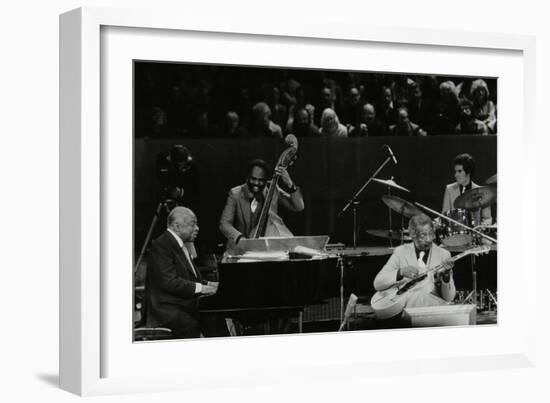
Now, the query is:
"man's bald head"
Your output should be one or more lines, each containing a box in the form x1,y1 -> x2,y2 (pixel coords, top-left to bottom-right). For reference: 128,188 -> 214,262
362,103 -> 376,122
168,207 -> 199,242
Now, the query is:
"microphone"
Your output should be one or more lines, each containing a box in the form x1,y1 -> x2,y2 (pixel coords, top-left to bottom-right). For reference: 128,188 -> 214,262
384,145 -> 398,165
338,293 -> 358,331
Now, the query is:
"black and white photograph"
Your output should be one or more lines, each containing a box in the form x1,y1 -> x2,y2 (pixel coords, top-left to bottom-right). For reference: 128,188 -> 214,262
132,62 -> 498,341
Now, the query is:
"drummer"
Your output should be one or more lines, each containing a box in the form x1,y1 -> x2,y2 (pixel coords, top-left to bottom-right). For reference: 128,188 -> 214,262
442,153 -> 492,225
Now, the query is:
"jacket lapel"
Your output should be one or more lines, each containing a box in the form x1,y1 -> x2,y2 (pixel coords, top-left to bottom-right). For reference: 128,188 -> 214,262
166,231 -> 199,280
238,186 -> 252,234
450,183 -> 460,209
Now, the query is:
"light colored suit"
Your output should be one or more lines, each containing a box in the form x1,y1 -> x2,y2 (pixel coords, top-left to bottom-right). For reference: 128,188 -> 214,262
374,242 -> 456,308
442,181 -> 492,225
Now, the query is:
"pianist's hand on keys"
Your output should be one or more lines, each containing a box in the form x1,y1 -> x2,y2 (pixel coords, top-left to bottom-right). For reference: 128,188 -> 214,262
201,281 -> 219,296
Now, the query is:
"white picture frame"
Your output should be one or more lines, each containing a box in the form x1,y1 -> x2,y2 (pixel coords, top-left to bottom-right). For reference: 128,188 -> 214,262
60,6 -> 537,396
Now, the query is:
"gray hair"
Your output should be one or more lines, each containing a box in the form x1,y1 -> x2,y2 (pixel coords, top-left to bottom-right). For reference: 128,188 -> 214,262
408,214 -> 434,234
167,206 -> 195,227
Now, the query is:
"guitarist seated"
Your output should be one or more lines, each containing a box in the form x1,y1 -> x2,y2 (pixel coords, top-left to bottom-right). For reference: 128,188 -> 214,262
373,214 -> 456,315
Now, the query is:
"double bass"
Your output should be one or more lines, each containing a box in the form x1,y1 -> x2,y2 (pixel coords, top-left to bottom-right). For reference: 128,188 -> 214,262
251,135 -> 299,238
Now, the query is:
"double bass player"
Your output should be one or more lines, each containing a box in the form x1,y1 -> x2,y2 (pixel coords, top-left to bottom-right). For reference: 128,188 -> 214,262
219,158 -> 304,251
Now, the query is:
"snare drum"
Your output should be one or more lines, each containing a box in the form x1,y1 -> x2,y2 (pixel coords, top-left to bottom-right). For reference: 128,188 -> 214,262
441,209 -> 473,247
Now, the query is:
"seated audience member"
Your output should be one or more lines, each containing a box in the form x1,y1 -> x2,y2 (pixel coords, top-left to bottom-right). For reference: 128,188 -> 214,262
190,110 -> 216,138
348,103 -> 387,137
456,78 -> 474,102
220,111 -> 249,138
316,87 -> 339,126
319,108 -> 348,137
249,102 -> 283,138
287,107 -> 321,137
470,79 -> 497,134
455,99 -> 489,135
428,80 -> 460,135
165,84 -> 191,136
377,86 -> 398,127
341,87 -> 364,131
407,80 -> 432,130
267,86 -> 288,129
304,104 -> 316,126
137,106 -> 169,138
389,107 -> 427,136
280,77 -> 302,107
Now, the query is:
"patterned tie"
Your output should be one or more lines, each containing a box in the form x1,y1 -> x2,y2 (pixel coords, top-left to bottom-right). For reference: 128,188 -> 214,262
251,198 -> 258,213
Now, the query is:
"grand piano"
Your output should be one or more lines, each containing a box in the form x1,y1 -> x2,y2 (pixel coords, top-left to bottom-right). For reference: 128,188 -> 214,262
199,236 -> 341,333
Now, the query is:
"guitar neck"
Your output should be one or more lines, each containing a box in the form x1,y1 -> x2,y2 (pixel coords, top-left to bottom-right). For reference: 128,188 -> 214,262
427,249 -> 473,275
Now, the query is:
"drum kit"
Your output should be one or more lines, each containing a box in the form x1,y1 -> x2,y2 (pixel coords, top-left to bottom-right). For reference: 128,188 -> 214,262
367,174 -> 498,248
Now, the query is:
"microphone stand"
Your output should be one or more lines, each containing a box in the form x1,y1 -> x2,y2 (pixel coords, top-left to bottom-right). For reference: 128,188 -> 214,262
338,155 -> 393,248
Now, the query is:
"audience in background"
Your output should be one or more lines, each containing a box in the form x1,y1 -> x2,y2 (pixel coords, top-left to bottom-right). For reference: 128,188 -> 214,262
455,99 -> 489,135
249,102 -> 283,138
470,79 -> 497,134
376,86 -> 398,128
286,107 -> 321,137
134,63 -> 497,138
389,107 -> 427,136
220,111 -> 249,138
430,80 -> 461,135
348,103 -> 387,137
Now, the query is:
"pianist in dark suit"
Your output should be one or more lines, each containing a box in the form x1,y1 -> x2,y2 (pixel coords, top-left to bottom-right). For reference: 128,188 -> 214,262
144,206 -> 218,338
219,158 -> 304,250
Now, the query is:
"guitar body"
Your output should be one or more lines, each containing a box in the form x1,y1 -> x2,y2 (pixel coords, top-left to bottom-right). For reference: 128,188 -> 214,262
370,277 -> 430,319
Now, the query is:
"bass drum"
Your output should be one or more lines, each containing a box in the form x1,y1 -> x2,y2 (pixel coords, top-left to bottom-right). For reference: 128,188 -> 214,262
440,209 -> 473,247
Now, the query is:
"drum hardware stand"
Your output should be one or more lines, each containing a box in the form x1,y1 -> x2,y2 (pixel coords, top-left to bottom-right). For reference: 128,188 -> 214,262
338,155 -> 393,248
470,254 -> 478,311
415,202 -> 497,313
351,201 -> 360,249
134,199 -> 174,274
414,202 -> 497,244
337,255 -> 345,323
485,289 -> 498,308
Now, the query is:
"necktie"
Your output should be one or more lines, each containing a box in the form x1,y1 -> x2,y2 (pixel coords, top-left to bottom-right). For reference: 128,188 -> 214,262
181,245 -> 198,278
251,198 -> 258,213
417,251 -> 427,272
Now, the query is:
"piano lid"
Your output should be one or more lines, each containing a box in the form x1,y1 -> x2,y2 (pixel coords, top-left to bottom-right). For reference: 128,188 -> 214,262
237,235 -> 329,254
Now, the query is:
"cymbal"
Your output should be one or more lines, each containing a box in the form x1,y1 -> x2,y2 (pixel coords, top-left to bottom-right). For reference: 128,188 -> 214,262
366,229 -> 412,242
454,186 -> 497,210
381,195 -> 423,217
372,178 -> 410,193
485,174 -> 497,185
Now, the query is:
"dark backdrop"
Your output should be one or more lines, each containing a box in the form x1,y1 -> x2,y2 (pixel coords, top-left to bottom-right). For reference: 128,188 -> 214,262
134,135 -> 496,254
